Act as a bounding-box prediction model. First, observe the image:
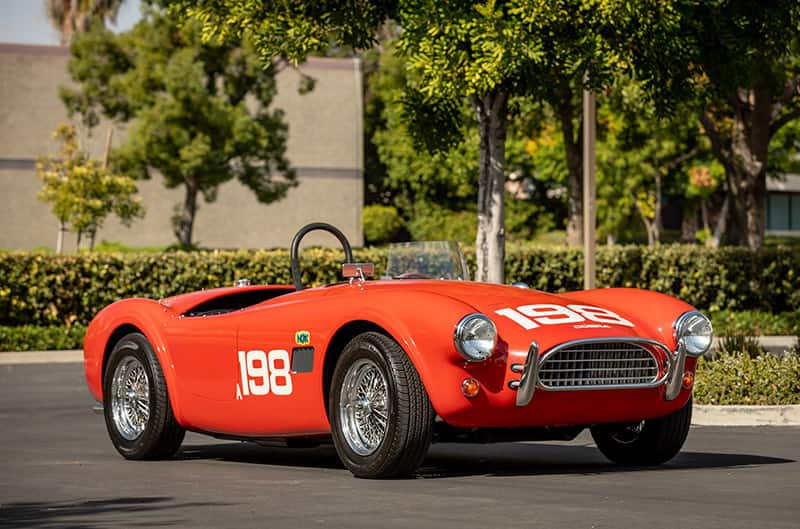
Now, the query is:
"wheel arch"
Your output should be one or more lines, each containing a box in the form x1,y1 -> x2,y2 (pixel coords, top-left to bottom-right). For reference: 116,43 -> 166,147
319,291 -> 479,423
102,323 -> 144,385
322,320 -> 392,419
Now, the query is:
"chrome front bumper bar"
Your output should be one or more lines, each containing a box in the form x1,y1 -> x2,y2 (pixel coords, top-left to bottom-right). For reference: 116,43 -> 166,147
510,338 -> 688,407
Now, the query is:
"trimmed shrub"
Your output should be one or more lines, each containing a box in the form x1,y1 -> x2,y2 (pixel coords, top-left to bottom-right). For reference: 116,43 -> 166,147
0,325 -> 86,351
710,310 -> 800,336
0,244 -> 797,326
694,351 -> 800,405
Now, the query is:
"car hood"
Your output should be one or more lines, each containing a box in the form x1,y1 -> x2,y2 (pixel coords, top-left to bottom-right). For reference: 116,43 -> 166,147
356,280 -> 678,350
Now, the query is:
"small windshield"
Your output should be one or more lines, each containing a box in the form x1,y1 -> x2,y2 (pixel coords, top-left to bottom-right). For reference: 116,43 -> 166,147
385,241 -> 469,280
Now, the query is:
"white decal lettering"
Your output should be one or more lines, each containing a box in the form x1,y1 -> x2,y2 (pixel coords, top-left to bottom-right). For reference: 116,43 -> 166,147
495,304 -> 634,329
236,349 -> 294,398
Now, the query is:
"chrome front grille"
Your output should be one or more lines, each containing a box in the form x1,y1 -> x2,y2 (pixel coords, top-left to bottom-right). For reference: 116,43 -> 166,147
538,341 -> 660,390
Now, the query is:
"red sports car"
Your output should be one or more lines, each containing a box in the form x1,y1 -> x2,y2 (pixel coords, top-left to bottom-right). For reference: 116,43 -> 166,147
83,223 -> 713,478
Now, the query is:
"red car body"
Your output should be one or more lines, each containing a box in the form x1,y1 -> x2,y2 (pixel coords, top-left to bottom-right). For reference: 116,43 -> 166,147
84,225 -> 709,478
85,282 -> 696,433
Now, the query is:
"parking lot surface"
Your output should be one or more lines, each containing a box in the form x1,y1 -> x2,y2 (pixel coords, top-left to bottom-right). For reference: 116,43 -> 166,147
1,362 -> 798,528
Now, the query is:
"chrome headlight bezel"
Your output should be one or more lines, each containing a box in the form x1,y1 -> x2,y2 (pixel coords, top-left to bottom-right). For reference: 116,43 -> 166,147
674,310 -> 713,357
454,313 -> 497,362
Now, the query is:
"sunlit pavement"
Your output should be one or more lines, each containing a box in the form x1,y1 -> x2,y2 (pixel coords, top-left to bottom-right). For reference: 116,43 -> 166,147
1,363 -> 799,529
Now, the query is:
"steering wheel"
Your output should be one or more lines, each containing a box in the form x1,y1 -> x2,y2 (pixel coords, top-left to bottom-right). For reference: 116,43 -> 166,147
290,223 -> 353,291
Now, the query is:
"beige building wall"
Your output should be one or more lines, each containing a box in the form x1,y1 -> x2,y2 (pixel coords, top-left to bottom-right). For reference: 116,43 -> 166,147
0,44 -> 363,251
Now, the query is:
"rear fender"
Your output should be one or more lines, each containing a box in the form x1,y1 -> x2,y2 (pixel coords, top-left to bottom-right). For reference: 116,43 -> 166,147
83,299 -> 186,424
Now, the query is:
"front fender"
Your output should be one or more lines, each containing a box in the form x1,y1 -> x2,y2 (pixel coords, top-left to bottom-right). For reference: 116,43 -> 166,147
327,289 -> 501,421
561,288 -> 698,349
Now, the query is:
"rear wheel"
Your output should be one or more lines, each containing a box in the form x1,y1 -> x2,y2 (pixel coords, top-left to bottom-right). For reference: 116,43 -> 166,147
329,332 -> 433,478
590,397 -> 693,465
103,332 -> 185,460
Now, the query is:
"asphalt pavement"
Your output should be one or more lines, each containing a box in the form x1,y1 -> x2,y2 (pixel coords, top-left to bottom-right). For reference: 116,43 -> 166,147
1,362 -> 799,529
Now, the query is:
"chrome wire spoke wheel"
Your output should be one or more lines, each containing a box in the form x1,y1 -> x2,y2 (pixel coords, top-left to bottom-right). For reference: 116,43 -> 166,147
609,420 -> 645,445
339,358 -> 389,456
110,356 -> 150,441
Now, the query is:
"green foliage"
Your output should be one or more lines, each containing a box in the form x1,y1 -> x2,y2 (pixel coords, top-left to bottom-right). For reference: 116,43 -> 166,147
36,124 -> 144,245
595,79 -> 716,243
91,241 -> 168,254
0,325 -> 86,352
1,245 -> 797,327
367,44 -> 562,239
681,1 -> 800,247
406,205 -> 477,245
62,6 -> 295,246
362,205 -> 405,245
694,351 -> 800,405
169,0 -> 394,65
711,310 -> 800,337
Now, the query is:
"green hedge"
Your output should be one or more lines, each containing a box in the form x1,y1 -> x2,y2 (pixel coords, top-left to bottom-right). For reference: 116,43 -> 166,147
0,324 -> 87,351
710,310 -> 800,336
694,351 -> 800,405
1,244 -> 798,326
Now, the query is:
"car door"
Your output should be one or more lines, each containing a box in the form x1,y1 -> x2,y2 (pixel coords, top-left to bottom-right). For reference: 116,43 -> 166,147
231,299 -> 333,437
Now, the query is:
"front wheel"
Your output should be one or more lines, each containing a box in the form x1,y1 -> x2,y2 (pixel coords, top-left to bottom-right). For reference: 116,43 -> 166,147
103,332 -> 185,460
329,332 -> 434,478
590,398 -> 693,466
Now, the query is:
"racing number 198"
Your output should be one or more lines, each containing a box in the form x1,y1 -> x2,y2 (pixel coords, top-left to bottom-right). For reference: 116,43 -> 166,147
237,349 -> 293,397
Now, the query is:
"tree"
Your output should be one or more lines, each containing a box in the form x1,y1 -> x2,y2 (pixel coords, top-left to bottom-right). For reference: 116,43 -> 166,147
61,7 -> 295,247
37,124 -> 144,252
367,42 -> 561,244
687,1 -> 800,248
172,0 -> 694,280
46,0 -> 125,45
595,79 -> 714,246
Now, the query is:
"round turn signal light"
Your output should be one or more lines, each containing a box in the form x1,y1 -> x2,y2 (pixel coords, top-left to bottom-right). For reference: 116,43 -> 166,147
682,371 -> 695,390
461,377 -> 480,398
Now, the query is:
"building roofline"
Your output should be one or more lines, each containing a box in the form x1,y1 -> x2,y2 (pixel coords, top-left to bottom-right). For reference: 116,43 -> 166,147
768,174 -> 800,193
0,42 -> 358,71
0,43 -> 70,56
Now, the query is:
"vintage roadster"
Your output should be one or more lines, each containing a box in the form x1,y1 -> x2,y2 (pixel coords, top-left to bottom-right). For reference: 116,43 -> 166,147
83,223 -> 712,478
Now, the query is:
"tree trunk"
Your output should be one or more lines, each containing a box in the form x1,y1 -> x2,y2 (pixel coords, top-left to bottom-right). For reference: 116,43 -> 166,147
728,86 -> 770,248
56,219 -> 66,254
710,195 -> 729,248
681,206 -> 698,243
634,196 -> 657,247
174,180 -> 199,247
471,89 -> 509,284
701,86 -> 772,249
654,169 -> 662,245
557,86 -> 583,247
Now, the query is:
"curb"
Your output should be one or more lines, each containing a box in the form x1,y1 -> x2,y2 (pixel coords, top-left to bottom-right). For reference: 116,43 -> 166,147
693,405 -> 800,426
0,350 -> 82,364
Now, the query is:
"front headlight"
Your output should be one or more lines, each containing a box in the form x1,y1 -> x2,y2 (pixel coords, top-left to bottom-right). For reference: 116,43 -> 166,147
674,311 -> 713,356
454,313 -> 497,362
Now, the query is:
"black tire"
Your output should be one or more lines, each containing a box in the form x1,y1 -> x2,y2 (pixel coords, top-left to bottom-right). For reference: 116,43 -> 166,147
329,332 -> 434,478
590,397 -> 693,466
103,332 -> 185,460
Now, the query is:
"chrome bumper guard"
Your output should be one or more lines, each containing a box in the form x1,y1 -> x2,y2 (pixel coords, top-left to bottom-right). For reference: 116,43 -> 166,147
510,338 -> 687,407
